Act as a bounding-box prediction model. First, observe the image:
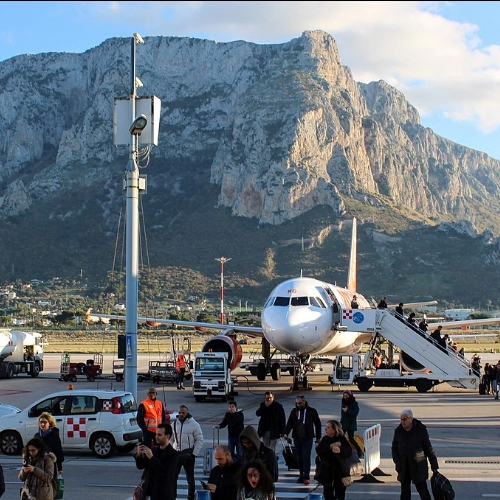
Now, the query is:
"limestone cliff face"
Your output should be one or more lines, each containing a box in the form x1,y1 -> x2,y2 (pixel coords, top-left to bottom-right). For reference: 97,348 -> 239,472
0,30 -> 499,230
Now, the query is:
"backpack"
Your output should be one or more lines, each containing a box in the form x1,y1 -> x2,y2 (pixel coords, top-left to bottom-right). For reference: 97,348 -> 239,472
430,471 -> 455,500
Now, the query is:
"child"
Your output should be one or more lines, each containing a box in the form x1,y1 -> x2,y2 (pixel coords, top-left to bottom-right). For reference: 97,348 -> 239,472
215,401 -> 244,459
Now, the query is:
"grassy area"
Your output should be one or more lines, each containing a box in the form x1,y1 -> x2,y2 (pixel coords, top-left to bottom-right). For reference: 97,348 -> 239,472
41,328 -> 500,357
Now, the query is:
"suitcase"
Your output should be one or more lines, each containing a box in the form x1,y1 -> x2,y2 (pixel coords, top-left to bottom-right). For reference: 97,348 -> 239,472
203,426 -> 219,475
479,383 -> 486,395
280,437 -> 299,470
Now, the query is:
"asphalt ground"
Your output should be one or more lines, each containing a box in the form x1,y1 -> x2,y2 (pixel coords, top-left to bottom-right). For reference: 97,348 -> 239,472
1,353 -> 499,499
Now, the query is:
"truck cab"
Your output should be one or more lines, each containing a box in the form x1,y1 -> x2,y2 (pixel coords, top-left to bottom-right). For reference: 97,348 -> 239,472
192,352 -> 237,402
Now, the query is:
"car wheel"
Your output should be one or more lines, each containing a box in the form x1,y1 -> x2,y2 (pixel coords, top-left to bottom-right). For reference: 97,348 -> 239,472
70,375 -> 77,383
90,432 -> 116,458
0,430 -> 22,455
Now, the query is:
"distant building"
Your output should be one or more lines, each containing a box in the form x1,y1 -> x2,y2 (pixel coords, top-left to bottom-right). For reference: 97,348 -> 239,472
444,308 -> 474,320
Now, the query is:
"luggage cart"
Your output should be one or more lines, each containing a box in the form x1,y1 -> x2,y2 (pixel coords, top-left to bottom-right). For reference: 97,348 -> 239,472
59,353 -> 103,382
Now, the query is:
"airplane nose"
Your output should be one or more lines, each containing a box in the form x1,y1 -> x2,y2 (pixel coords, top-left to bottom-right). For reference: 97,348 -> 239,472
261,306 -> 325,353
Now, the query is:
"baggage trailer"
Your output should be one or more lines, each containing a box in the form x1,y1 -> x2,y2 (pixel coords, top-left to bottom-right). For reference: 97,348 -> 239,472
60,353 -> 103,382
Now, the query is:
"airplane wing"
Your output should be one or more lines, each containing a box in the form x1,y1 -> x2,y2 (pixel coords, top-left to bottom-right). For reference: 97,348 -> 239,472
92,313 -> 264,336
388,300 -> 439,309
427,317 -> 500,331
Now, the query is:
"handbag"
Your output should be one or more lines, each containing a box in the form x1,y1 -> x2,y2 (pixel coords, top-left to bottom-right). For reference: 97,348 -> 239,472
54,476 -> 65,500
313,458 -> 333,485
133,483 -> 145,500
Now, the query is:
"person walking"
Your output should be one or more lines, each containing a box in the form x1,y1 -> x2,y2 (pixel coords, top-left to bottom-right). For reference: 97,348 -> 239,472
19,438 -> 56,500
172,404 -> 204,500
315,419 -> 352,500
206,444 -> 241,500
256,391 -> 286,453
350,295 -> 359,309
135,423 -> 178,500
236,460 -> 276,500
377,297 -> 388,308
391,408 -> 439,500
137,387 -> 166,448
239,425 -> 278,481
395,302 -> 404,319
495,360 -> 500,399
340,390 -> 364,458
34,412 -> 64,477
175,352 -> 187,390
483,362 -> 491,394
216,400 -> 244,459
283,394 -> 322,485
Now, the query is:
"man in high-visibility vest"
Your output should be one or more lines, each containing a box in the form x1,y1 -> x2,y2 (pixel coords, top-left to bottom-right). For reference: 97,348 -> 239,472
176,353 -> 187,390
137,387 -> 166,447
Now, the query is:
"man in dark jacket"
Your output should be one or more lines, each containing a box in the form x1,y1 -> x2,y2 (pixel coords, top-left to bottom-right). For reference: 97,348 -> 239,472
239,425 -> 278,481
206,444 -> 241,500
135,423 -> 178,500
216,401 -> 244,459
256,391 -> 286,453
283,395 -> 322,485
391,408 -> 439,500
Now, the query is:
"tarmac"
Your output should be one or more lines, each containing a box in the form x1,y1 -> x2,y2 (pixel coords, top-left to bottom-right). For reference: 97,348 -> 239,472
1,352 -> 499,499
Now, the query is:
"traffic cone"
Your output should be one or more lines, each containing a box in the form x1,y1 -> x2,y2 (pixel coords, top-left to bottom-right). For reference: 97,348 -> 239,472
67,384 -> 73,390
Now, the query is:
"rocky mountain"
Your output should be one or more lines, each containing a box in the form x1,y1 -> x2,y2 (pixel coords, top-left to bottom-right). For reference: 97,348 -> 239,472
0,30 -> 499,307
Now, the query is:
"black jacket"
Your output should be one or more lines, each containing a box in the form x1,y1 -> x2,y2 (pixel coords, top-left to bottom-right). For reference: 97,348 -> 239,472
391,418 -> 439,484
218,410 -> 245,438
207,460 -> 241,500
256,401 -> 286,440
135,443 -> 179,500
315,434 -> 352,480
284,402 -> 322,441
239,425 -> 278,481
34,427 -> 65,473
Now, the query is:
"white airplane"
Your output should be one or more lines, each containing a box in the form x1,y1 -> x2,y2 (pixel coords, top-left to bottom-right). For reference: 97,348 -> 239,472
94,217 -> 500,389
94,217 -> 377,389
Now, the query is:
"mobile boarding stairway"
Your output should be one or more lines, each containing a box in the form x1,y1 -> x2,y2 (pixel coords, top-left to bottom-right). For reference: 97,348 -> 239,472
340,308 -> 478,390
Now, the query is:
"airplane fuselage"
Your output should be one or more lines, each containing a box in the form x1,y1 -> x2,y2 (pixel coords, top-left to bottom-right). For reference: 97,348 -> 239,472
260,276 -> 371,356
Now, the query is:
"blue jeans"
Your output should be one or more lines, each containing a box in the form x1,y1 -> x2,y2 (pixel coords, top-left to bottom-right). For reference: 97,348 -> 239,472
228,435 -> 243,459
294,438 -> 313,480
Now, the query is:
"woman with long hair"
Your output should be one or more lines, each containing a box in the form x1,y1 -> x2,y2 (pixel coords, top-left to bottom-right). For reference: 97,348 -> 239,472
19,438 -> 56,500
34,412 -> 64,476
315,420 -> 352,500
236,460 -> 276,500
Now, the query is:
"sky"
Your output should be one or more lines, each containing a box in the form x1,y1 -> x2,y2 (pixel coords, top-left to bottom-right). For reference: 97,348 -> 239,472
3,1 -> 500,158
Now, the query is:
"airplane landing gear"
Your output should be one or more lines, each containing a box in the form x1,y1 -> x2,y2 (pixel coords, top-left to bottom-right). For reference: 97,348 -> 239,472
291,355 -> 312,391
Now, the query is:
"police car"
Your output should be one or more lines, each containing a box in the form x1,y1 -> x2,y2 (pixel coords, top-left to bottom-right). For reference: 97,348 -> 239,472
0,389 -> 141,458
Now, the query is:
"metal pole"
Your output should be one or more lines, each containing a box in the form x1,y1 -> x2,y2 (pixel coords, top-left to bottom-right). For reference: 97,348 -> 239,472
215,257 -> 231,324
124,35 -> 140,400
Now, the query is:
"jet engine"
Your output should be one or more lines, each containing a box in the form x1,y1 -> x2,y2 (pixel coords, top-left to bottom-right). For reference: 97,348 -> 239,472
202,335 -> 242,371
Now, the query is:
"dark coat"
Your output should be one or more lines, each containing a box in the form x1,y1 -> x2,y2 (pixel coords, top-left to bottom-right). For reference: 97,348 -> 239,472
239,425 -> 278,481
218,410 -> 245,438
256,401 -> 286,440
207,460 -> 241,500
340,400 -> 359,433
135,443 -> 178,500
315,434 -> 352,481
391,418 -> 439,484
284,402 -> 322,441
0,464 -> 5,498
34,427 -> 64,474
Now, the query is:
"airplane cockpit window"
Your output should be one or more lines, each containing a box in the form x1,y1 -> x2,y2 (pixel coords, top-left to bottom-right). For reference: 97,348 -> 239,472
273,297 -> 290,307
310,296 -> 326,308
291,296 -> 309,306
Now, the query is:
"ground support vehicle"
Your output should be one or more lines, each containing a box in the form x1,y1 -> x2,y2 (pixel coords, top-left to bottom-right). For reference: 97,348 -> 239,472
60,353 -> 104,382
112,359 -> 124,382
0,389 -> 141,458
330,308 -> 479,392
0,329 -> 44,378
192,351 -> 237,402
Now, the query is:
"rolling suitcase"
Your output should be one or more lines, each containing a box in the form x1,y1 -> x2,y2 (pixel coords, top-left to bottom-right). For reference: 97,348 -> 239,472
203,426 -> 219,475
479,382 -> 486,395
280,437 -> 299,470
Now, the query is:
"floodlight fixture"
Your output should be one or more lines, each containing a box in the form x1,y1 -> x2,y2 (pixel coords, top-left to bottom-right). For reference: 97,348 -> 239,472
133,32 -> 144,44
129,114 -> 148,136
